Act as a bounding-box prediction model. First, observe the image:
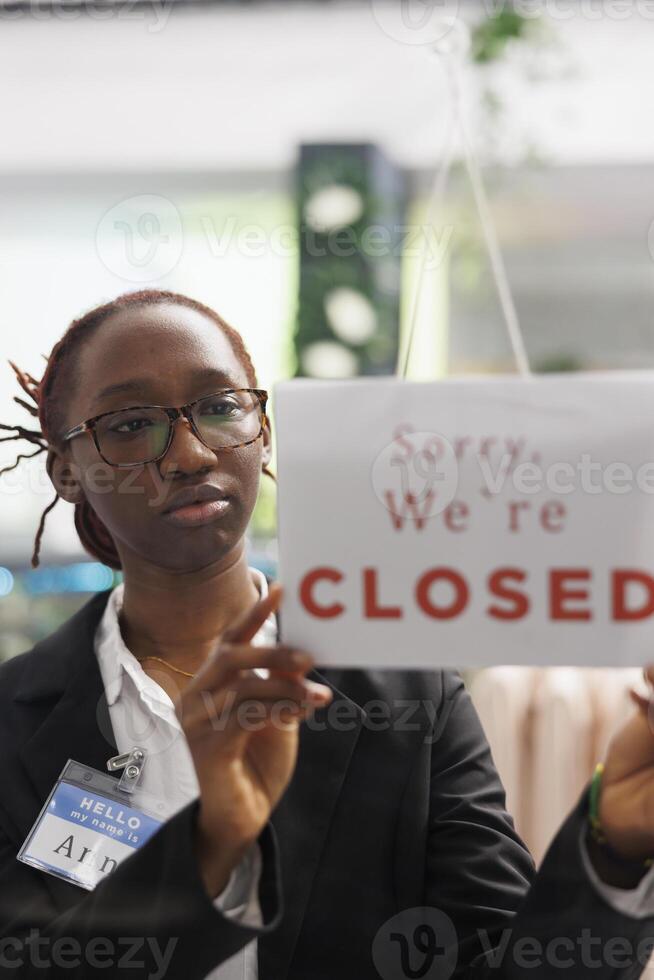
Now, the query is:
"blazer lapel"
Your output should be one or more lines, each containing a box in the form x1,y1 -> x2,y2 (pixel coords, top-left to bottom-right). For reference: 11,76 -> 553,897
15,589 -> 119,831
258,612 -> 366,980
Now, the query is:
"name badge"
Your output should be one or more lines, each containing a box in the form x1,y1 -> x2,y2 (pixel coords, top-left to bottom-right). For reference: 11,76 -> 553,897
18,759 -> 167,891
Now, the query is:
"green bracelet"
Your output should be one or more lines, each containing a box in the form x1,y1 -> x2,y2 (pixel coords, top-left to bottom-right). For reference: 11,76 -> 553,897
588,762 -> 606,842
588,762 -> 653,869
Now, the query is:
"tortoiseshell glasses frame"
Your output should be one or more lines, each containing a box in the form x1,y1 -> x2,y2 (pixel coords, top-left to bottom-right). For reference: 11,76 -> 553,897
61,387 -> 269,468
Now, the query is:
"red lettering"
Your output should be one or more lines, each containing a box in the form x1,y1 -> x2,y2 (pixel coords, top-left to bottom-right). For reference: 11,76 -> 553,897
540,501 -> 566,533
383,490 -> 435,530
453,436 -> 473,460
363,568 -> 402,619
391,423 -> 414,463
487,568 -> 530,620
297,564 -> 654,625
508,500 -> 530,532
299,567 -> 344,619
505,438 -> 525,465
550,569 -> 592,621
612,570 -> 654,621
444,501 -> 469,532
416,568 -> 469,620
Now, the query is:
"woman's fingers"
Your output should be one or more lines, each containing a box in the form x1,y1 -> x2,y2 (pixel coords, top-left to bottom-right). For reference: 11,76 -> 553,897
183,673 -> 332,736
195,642 -> 314,689
177,580 -> 331,746
221,581 -> 284,646
220,674 -> 329,710
630,688 -> 650,713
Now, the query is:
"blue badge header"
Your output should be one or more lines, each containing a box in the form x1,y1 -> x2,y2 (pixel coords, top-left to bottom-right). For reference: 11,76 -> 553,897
49,780 -> 162,848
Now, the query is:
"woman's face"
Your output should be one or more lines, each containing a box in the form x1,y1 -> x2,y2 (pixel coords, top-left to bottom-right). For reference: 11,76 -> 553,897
49,302 -> 272,573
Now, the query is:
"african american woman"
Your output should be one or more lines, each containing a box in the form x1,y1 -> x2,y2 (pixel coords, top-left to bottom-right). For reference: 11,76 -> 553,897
2,290 -> 654,980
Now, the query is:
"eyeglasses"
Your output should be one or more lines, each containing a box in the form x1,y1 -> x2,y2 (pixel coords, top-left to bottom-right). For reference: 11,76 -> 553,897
62,388 -> 268,468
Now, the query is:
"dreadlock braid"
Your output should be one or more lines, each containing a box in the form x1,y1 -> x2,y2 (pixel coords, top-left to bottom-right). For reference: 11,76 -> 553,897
2,289 -> 274,570
0,361 -> 56,567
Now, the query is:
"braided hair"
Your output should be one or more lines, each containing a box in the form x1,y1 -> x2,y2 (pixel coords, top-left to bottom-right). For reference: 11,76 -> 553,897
0,289 -> 276,570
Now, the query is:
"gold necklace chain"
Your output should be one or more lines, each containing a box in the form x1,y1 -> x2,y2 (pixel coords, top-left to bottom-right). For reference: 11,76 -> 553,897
132,577 -> 265,680
135,655 -> 196,679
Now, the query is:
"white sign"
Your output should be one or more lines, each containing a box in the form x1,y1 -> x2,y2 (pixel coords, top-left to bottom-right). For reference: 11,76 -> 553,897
274,374 -> 654,669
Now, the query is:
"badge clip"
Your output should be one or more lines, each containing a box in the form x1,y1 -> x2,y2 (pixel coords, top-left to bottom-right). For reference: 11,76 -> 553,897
106,746 -> 146,795
18,757 -> 165,891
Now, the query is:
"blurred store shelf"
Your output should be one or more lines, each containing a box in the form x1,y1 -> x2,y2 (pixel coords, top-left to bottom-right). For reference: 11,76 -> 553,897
0,544 -> 278,661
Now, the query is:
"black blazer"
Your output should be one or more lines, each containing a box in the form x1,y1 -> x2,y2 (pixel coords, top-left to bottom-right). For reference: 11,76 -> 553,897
0,587 -> 652,980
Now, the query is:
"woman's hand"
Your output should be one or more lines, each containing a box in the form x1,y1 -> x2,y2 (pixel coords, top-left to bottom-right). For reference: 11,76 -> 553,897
596,666 -> 654,865
174,582 -> 332,896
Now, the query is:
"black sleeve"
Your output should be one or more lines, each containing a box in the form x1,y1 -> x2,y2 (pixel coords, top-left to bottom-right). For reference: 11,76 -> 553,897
426,670 -> 654,979
0,799 -> 282,978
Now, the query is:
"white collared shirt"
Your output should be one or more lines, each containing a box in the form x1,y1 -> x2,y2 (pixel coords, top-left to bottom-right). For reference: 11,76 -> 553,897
94,566 -> 275,980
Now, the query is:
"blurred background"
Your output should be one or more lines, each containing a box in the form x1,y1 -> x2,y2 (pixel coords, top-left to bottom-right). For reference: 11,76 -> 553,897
1,0 -> 654,860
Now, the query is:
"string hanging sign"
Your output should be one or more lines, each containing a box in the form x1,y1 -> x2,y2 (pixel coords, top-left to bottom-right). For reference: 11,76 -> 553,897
274,24 -> 654,669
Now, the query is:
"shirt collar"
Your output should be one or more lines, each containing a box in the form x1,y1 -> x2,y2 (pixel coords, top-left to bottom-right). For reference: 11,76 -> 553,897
95,566 -> 278,708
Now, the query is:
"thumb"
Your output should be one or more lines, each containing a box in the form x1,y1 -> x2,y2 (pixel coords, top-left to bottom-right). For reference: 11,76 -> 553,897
630,688 -> 651,714
221,581 -> 283,645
